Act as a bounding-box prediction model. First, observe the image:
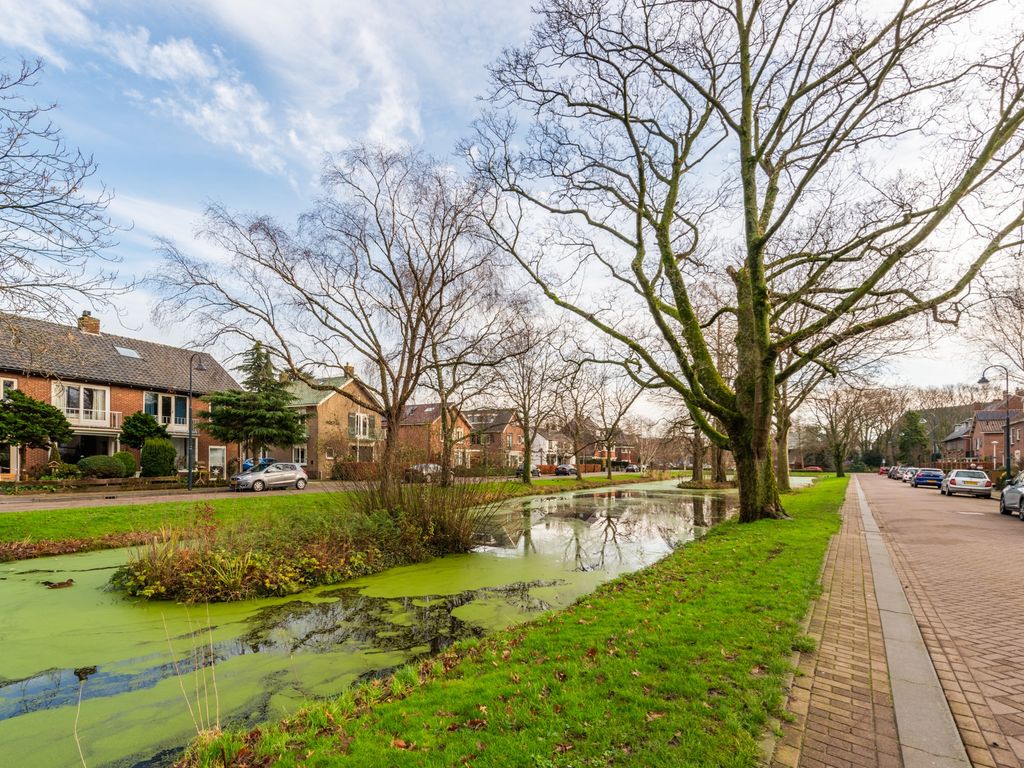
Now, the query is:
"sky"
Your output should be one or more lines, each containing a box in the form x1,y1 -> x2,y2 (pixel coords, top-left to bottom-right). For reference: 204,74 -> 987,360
0,0 -> 987,391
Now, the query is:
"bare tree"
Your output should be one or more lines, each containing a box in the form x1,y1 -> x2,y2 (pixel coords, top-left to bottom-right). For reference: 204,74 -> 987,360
626,414 -> 665,470
470,0 -> 1024,521
556,358 -> 601,479
0,61 -> 123,321
810,384 -> 869,477
593,369 -> 642,478
495,323 -> 567,484
155,146 -> 491,500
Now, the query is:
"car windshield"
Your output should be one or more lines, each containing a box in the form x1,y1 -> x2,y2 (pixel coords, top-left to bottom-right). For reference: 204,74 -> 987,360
955,470 -> 988,479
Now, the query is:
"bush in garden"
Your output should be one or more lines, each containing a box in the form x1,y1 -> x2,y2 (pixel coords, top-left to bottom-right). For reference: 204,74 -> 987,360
140,438 -> 177,477
112,451 -> 137,477
77,455 -> 127,478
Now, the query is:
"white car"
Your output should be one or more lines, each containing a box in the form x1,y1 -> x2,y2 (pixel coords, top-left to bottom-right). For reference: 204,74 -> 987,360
940,469 -> 992,498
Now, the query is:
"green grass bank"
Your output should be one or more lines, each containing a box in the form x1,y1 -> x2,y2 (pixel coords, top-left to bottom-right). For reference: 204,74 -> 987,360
179,475 -> 849,767
0,475 -> 656,561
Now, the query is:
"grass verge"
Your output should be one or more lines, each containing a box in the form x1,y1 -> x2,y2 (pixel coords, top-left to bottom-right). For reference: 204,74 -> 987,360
178,475 -> 849,767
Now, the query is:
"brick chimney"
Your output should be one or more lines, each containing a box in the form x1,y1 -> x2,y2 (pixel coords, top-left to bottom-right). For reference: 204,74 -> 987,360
343,363 -> 355,378
77,311 -> 100,335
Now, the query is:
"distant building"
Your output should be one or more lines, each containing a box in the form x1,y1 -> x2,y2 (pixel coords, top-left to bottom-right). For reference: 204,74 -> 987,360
397,403 -> 472,466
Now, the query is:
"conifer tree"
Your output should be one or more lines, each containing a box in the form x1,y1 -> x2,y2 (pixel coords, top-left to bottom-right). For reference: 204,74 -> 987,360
200,343 -> 306,461
0,390 -> 74,481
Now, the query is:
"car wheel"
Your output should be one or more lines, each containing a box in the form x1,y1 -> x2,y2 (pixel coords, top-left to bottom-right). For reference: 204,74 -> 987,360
296,478 -> 307,490
1000,495 -> 1010,514
1018,499 -> 1024,520
252,480 -> 266,492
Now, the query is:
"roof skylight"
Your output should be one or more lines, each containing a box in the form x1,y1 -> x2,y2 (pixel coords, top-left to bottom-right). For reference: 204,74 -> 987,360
114,346 -> 141,359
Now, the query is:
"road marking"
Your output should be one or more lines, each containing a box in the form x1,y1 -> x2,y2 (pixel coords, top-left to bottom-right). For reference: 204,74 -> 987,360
953,511 -> 984,516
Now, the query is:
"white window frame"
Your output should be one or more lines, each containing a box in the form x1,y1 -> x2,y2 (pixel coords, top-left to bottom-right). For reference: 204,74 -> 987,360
292,445 -> 308,465
1,377 -> 16,396
325,446 -> 336,460
144,391 -> 191,427
53,381 -> 110,422
353,413 -> 372,439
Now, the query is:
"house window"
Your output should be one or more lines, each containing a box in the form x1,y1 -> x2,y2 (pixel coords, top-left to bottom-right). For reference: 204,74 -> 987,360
454,427 -> 465,441
293,445 -> 307,465
54,382 -> 109,420
348,412 -> 377,439
144,392 -> 190,426
506,435 -> 512,449
325,447 -> 336,460
1,378 -> 16,397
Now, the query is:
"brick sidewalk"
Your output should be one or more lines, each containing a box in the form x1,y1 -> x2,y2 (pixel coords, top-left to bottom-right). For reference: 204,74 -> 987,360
861,474 -> 1024,767
771,485 -> 902,768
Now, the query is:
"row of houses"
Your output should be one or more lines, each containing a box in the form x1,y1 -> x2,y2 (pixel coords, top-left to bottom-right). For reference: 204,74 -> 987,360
938,394 -> 1024,469
0,312 -> 640,481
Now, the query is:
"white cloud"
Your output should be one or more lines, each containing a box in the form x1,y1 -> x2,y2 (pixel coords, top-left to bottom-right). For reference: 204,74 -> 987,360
106,27 -> 217,82
0,0 -> 95,67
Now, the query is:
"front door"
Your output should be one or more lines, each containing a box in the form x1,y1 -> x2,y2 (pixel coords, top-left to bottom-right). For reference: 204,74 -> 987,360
209,446 -> 226,481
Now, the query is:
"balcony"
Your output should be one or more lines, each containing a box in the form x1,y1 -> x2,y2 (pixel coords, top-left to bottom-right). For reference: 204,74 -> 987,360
157,414 -> 190,433
63,408 -> 123,430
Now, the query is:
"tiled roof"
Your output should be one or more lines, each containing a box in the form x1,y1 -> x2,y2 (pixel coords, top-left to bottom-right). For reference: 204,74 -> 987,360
975,410 -> 1022,422
401,403 -> 445,425
940,421 -> 973,443
464,408 -> 517,432
0,313 -> 239,394
284,376 -> 353,407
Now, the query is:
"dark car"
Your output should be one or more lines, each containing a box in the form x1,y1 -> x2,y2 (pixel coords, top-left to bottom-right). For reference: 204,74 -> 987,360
910,468 -> 944,488
555,464 -> 576,476
624,464 -> 641,473
515,464 -> 541,477
403,463 -> 454,484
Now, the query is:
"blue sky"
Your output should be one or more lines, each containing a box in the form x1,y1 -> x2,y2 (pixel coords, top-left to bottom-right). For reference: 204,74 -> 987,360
0,0 -> 982,389
0,0 -> 535,341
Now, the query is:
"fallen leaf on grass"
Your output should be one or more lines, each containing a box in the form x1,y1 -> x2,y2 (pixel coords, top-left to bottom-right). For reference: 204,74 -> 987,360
645,711 -> 665,722
391,737 -> 414,750
555,743 -> 574,753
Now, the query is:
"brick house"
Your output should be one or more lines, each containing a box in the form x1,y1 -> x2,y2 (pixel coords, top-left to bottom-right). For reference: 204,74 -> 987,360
968,396 -> 1024,470
397,403 -> 473,467
275,372 -> 383,479
464,408 -> 526,467
0,312 -> 240,480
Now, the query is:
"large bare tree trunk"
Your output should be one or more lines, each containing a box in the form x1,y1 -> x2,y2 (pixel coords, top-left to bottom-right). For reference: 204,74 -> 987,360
690,426 -> 705,483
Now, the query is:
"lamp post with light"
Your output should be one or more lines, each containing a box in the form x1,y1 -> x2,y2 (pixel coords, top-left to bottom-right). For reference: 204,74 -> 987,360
978,364 -> 1012,481
187,352 -> 208,491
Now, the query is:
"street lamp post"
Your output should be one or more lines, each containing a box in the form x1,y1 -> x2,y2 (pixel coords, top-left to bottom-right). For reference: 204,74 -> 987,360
187,353 -> 208,491
978,364 -> 1012,480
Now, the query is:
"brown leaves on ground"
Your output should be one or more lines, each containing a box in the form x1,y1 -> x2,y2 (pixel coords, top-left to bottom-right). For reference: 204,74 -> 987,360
0,531 -> 155,562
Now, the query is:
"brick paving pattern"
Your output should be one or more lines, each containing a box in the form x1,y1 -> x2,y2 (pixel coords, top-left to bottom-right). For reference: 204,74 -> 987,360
860,474 -> 1024,768
771,484 -> 902,768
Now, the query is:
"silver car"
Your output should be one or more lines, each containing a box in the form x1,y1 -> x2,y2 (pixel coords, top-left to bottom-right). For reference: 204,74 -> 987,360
939,469 -> 992,498
231,462 -> 308,492
999,471 -> 1024,518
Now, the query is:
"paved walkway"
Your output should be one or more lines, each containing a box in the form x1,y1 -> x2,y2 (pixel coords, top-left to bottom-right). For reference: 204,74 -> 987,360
771,482 -> 903,768
773,474 -> 1024,768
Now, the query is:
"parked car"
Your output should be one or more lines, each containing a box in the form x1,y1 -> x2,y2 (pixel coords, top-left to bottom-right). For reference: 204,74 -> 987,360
802,465 -> 823,472
403,463 -> 454,484
940,469 -> 993,498
624,464 -> 641,473
555,464 -> 576,476
998,471 -> 1024,518
900,467 -> 918,482
910,468 -> 944,488
230,462 -> 307,492
241,456 -> 276,472
888,465 -> 904,479
878,466 -> 889,475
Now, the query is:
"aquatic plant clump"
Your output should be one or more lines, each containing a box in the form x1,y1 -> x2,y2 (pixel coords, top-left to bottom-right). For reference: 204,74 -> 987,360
112,483 -> 509,603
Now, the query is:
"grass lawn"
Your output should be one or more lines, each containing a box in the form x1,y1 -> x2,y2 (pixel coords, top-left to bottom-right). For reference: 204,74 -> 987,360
0,474 -> 658,547
180,475 -> 849,768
